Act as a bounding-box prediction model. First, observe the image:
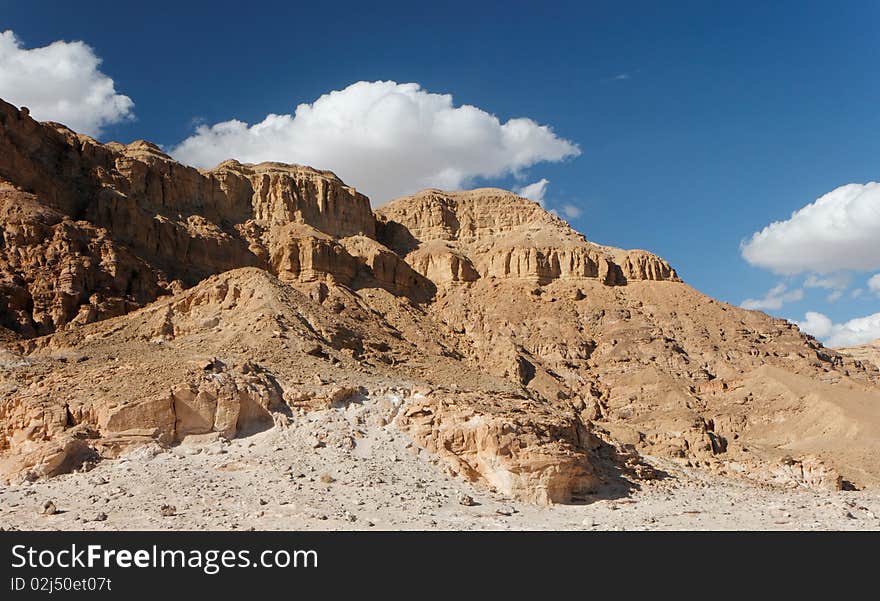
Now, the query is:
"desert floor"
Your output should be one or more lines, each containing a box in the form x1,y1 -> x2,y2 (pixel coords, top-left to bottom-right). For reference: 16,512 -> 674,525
2,406 -> 879,531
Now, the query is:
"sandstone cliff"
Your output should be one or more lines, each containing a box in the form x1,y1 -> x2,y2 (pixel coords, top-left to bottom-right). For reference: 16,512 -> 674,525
0,99 -> 378,333
376,188 -> 679,288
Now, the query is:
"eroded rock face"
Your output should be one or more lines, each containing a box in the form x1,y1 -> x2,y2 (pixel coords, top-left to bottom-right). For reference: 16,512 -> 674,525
377,188 -> 679,289
405,242 -> 480,285
0,434 -> 97,484
0,99 -> 377,335
0,183 -> 170,336
396,391 -> 600,504
339,236 -> 436,300
268,225 -> 358,285
615,249 -> 678,282
837,339 -> 880,370
169,360 -> 284,440
0,353 -> 285,481
378,188 -> 561,244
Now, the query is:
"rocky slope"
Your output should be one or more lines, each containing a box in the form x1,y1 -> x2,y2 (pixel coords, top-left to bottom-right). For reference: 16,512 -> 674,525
2,98 -> 880,507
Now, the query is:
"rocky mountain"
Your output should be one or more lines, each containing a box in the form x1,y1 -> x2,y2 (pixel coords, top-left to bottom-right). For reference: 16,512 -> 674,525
2,97 -> 880,504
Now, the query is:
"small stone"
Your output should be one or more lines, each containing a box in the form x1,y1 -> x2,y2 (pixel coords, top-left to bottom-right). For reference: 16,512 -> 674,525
159,504 -> 176,517
94,512 -> 108,522
458,493 -> 476,506
40,501 -> 57,516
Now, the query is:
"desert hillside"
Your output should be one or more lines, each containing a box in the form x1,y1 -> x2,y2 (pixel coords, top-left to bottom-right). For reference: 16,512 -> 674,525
2,97 -> 880,511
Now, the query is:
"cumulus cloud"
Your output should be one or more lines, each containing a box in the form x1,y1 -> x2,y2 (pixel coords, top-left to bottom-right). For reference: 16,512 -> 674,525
804,274 -> 850,290
741,283 -> 804,311
741,182 -> 880,274
826,290 -> 844,303
795,311 -> 880,347
0,30 -> 133,137
515,179 -> 549,205
804,274 -> 849,303
561,204 -> 582,219
170,81 -> 580,204
869,274 -> 880,295
794,311 -> 833,339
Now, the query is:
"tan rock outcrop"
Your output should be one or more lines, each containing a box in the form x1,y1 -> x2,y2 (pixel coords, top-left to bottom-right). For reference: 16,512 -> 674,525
769,456 -> 844,491
377,188 -> 679,289
396,391 -> 600,504
615,249 -> 680,282
0,434 -> 97,484
0,182 -> 169,336
169,361 -> 283,440
483,246 -> 604,284
837,339 -> 880,369
339,235 -> 435,299
268,225 -> 358,285
405,241 -> 480,285
378,188 -> 565,244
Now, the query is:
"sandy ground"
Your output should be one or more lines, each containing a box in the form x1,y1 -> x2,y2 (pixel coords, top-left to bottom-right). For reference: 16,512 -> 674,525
2,401 -> 880,531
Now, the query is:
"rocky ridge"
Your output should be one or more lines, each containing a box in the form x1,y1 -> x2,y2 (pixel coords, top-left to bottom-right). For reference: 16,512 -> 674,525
838,339 -> 880,370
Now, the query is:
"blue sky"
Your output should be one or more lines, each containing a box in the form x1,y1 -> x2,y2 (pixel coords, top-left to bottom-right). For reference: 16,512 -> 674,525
2,0 -> 879,344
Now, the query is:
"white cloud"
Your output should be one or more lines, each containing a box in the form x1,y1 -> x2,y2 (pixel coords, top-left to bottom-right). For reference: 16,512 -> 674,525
796,311 -> 880,347
741,283 -> 804,311
741,182 -> 880,274
170,81 -> 580,204
804,274 -> 849,303
561,204 -> 582,219
794,311 -> 833,339
0,30 -> 133,137
869,274 -> 880,295
804,273 -> 850,290
515,179 -> 549,205
852,288 -> 864,299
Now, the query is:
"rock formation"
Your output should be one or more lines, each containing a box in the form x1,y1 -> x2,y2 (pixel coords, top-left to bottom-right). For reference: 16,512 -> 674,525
2,97 -> 880,504
838,339 -> 880,370
376,187 -> 679,288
